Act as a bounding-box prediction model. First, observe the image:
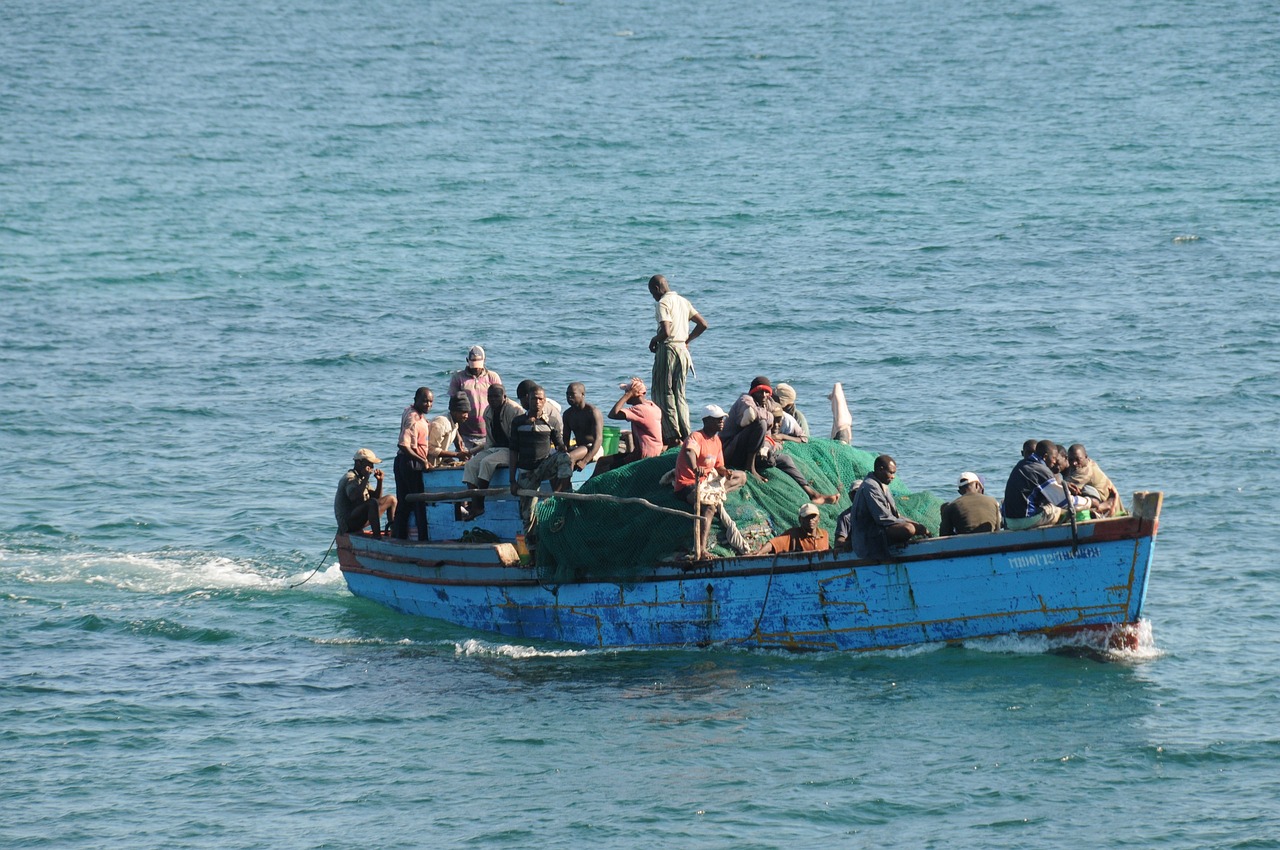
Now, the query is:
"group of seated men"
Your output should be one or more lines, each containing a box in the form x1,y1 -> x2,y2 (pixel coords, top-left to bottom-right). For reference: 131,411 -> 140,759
334,348 -> 1123,562
671,407 -> 1125,560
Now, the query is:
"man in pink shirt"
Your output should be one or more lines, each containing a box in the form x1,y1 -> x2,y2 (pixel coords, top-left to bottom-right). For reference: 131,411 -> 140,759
393,386 -> 432,540
591,377 -> 665,477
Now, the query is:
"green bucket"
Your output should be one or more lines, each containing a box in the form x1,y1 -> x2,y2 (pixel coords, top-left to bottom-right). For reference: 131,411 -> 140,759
601,425 -> 621,456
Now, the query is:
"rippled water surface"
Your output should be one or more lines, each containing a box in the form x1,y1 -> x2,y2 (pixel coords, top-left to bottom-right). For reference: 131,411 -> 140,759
3,0 -> 1279,847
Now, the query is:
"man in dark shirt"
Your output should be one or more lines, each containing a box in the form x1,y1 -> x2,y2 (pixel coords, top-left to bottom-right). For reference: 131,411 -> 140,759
509,384 -> 573,537
848,455 -> 930,559
335,449 -> 397,538
939,472 -> 1002,535
1002,439 -> 1085,530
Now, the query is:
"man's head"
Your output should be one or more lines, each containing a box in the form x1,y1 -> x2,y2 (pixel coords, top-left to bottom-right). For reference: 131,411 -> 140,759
1067,443 -> 1090,471
700,404 -> 728,434
798,502 -> 821,533
1034,439 -> 1056,462
353,448 -> 381,473
748,381 -> 773,406
523,384 -> 546,416
515,379 -> 537,407
957,471 -> 983,495
566,382 -> 586,409
775,383 -> 797,408
413,386 -> 434,414
487,383 -> 506,408
872,454 -> 897,486
466,345 -> 485,374
1022,439 -> 1037,459
448,392 -> 472,424
647,274 -> 669,301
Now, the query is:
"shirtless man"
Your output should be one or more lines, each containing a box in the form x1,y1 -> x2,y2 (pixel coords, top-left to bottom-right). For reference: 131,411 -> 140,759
562,382 -> 604,472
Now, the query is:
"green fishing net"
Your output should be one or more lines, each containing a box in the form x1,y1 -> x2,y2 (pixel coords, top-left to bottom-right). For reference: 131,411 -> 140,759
533,440 -> 942,584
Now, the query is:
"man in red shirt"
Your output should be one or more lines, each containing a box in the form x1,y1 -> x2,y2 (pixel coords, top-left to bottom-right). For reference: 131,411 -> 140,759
674,405 -> 747,560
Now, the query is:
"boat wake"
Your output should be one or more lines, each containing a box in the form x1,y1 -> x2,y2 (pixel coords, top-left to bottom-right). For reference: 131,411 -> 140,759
963,618 -> 1161,662
1,544 -> 346,596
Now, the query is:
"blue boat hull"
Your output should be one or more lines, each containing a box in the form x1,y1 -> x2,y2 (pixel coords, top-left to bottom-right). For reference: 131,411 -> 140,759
338,492 -> 1159,652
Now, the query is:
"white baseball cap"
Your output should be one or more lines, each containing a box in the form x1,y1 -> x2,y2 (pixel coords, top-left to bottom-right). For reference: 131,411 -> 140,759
701,404 -> 727,420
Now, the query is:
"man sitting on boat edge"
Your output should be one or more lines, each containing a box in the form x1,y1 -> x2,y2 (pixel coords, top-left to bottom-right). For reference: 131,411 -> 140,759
848,455 -> 931,558
1002,439 -> 1088,529
335,449 -> 397,539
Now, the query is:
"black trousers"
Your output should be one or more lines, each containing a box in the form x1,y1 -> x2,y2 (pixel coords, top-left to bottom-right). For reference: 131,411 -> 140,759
392,450 -> 427,540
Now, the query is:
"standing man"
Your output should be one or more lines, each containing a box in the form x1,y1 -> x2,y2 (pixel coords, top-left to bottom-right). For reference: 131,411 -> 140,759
393,387 -> 433,540
335,449 -> 397,538
449,345 -> 502,453
939,471 -> 1002,536
648,274 -> 708,447
848,455 -> 930,559
427,392 -> 472,468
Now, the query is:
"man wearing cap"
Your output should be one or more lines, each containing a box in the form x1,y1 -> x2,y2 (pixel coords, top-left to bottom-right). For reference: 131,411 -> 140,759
674,405 -> 747,560
939,472 -> 1002,536
427,392 -> 473,468
648,274 -> 709,447
449,345 -> 503,453
848,455 -> 931,559
335,449 -> 397,538
773,383 -> 810,440
756,503 -> 830,555
393,387 -> 433,540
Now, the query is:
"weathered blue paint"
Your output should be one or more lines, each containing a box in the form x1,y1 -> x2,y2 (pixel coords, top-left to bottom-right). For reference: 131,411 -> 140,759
339,482 -> 1161,652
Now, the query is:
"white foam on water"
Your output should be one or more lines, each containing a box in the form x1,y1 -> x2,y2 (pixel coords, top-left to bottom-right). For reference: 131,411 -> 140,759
4,546 -> 319,596
454,637 -> 595,659
962,619 -> 1162,662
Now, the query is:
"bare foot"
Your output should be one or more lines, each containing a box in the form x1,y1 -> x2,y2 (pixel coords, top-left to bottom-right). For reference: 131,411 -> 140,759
812,493 -> 840,505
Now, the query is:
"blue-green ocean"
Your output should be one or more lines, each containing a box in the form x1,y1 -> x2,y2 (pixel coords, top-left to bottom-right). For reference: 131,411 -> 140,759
3,0 -> 1279,847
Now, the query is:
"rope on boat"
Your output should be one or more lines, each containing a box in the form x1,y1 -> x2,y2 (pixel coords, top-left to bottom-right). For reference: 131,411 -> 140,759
290,533 -> 337,589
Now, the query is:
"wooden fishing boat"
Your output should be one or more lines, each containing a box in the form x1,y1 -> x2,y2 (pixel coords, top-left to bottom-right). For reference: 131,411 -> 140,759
336,456 -> 1160,652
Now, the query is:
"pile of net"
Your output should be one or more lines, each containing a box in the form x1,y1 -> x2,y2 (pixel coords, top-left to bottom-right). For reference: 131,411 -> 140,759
533,440 -> 943,584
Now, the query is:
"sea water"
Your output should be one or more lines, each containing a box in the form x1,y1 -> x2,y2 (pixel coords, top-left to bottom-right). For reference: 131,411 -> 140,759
2,0 -> 1278,847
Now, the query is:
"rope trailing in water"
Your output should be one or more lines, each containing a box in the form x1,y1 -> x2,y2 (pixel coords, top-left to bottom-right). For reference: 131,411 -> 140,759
290,533 -> 337,589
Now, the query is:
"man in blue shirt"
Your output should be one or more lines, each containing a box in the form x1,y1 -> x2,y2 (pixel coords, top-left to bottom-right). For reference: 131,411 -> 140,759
1002,439 -> 1083,530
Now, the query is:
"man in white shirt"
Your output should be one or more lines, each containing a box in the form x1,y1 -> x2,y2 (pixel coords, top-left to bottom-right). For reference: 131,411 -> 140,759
647,274 -> 708,447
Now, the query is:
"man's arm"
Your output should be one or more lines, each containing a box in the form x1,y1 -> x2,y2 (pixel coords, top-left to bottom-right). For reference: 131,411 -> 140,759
607,388 -> 634,420
687,311 -> 708,344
